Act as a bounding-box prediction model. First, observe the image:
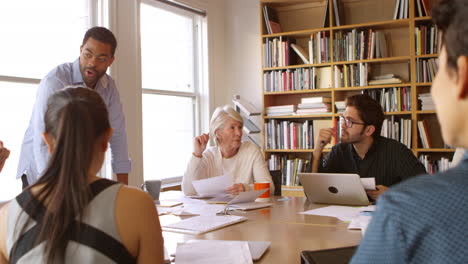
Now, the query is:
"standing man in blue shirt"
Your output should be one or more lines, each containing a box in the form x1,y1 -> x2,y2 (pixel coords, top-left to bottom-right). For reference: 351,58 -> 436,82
0,141 -> 9,173
351,0 -> 468,263
17,27 -> 131,187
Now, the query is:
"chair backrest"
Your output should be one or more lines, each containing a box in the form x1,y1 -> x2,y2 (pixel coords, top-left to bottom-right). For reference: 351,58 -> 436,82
269,170 -> 282,196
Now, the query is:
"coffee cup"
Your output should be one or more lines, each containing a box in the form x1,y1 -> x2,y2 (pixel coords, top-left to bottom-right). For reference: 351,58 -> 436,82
254,182 -> 270,202
141,180 -> 162,200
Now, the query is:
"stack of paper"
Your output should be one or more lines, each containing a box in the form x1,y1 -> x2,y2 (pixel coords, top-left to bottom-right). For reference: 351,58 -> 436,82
162,215 -> 247,235
191,174 -> 232,197
175,240 -> 253,264
175,240 -> 271,263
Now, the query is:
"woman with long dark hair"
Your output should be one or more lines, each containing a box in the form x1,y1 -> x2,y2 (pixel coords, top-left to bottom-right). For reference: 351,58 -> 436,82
0,86 -> 164,263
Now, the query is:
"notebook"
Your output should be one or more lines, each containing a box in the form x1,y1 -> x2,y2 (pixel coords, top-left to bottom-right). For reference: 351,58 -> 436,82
161,215 -> 247,235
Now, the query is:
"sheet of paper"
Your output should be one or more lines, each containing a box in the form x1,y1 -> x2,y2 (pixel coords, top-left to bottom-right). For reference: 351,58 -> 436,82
229,202 -> 273,211
228,189 -> 269,205
360,178 -> 376,190
162,215 -> 247,235
359,205 -> 376,212
359,215 -> 372,235
348,217 -> 362,230
192,174 -> 232,196
299,205 -> 363,222
157,203 -> 227,216
180,240 -> 270,261
175,240 -> 253,264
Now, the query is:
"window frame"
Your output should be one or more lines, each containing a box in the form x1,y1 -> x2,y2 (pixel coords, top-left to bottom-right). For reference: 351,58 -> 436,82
0,0 -> 106,201
140,0 -> 206,185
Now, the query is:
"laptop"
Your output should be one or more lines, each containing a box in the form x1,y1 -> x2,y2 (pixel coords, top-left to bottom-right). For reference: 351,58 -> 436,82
298,173 -> 370,206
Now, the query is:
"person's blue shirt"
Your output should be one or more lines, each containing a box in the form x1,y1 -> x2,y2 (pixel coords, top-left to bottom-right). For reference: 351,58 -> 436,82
17,59 -> 131,184
350,157 -> 468,264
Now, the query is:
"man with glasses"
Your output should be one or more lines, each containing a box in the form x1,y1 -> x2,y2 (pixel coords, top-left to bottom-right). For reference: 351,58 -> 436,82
312,94 -> 425,200
16,27 -> 131,187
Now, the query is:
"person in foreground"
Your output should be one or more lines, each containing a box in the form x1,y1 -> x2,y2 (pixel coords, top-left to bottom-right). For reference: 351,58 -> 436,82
183,105 -> 274,196
351,1 -> 468,263
0,87 -> 163,263
312,94 -> 426,200
17,26 -> 131,187
0,141 -> 9,173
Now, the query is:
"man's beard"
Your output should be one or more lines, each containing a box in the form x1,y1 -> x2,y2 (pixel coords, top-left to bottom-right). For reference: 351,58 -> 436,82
340,128 -> 366,144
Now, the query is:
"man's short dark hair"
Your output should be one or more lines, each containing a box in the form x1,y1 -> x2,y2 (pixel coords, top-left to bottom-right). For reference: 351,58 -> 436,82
345,94 -> 384,138
82,27 -> 117,56
433,0 -> 468,72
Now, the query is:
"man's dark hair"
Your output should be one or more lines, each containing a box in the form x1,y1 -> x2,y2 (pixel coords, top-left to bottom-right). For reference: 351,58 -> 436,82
432,0 -> 468,72
82,27 -> 117,56
345,94 -> 384,138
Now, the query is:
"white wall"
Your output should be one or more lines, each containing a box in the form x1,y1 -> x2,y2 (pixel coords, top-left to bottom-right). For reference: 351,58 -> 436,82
220,0 -> 262,110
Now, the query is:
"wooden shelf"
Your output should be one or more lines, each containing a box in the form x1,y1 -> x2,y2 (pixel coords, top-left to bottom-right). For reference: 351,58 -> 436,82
332,19 -> 410,31
262,19 -> 410,38
264,113 -> 334,119
334,83 -> 411,91
416,148 -> 456,153
265,149 -> 331,153
333,56 -> 411,65
264,88 -> 333,95
417,110 -> 436,114
415,82 -> 432,86
415,54 -> 439,59
384,111 -> 412,115
263,62 -> 332,71
414,16 -> 432,21
262,28 -> 330,38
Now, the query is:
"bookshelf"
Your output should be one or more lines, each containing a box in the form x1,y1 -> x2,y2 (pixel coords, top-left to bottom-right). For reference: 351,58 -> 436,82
260,0 -> 451,196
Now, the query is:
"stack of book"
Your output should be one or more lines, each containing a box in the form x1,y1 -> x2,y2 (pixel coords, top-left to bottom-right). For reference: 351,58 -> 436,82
335,101 -> 346,113
416,58 -> 439,83
415,25 -> 439,55
415,0 -> 431,17
418,93 -> 435,110
263,38 -> 295,68
296,96 -> 332,115
268,155 -> 310,186
419,155 -> 451,174
368,74 -> 404,86
334,63 -> 369,87
263,66 -> 332,92
265,105 -> 296,116
264,120 -> 314,150
308,31 -> 330,64
381,117 -> 412,149
393,0 -> 409,19
333,29 -> 388,62
264,68 -> 314,92
364,87 -> 412,112
417,120 -> 432,148
262,6 -> 282,34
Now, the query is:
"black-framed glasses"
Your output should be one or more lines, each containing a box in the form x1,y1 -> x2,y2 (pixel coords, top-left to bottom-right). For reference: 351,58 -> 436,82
339,115 -> 366,128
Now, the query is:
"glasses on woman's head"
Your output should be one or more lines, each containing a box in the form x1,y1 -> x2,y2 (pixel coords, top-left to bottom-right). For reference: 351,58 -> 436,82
339,115 -> 366,128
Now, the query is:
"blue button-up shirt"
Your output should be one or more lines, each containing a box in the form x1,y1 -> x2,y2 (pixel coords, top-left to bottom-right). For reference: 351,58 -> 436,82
16,59 -> 131,184
350,156 -> 468,263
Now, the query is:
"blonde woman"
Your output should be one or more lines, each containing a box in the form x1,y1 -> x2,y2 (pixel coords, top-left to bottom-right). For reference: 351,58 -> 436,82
183,105 -> 274,196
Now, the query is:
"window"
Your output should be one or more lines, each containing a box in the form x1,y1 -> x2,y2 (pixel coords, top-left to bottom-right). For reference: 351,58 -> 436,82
0,0 -> 101,201
140,1 -> 206,183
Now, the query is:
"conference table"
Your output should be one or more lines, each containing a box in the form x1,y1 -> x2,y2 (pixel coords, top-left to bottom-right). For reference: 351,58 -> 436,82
158,191 -> 362,263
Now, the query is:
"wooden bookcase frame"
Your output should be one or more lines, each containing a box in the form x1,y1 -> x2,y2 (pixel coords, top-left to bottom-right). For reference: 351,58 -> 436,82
260,0 -> 453,195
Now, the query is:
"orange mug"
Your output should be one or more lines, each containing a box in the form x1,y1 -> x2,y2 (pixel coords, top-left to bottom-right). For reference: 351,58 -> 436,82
254,182 -> 270,198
